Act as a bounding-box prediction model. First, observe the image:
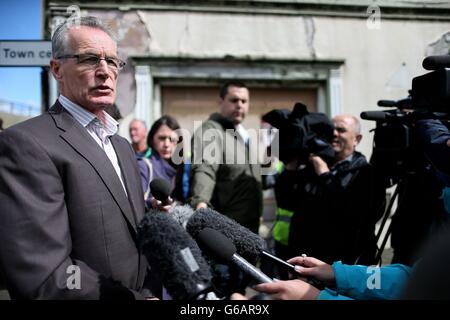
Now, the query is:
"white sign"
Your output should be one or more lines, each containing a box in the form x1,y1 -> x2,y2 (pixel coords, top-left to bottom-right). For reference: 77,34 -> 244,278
0,41 -> 52,66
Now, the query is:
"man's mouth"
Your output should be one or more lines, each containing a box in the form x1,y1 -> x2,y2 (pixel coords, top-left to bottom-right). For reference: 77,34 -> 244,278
93,85 -> 113,93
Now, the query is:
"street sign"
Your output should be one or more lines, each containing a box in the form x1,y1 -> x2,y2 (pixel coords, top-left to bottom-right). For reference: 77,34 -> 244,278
0,40 -> 52,67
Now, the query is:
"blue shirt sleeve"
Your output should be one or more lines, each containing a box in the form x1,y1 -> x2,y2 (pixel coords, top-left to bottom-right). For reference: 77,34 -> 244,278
318,287 -> 353,300
331,261 -> 412,300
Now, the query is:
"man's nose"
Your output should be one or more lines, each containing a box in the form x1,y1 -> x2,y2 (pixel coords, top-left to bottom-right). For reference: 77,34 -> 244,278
333,129 -> 338,137
96,60 -> 110,78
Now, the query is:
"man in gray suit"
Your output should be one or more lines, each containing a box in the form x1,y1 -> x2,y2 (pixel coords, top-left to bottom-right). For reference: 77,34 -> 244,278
0,17 -> 152,299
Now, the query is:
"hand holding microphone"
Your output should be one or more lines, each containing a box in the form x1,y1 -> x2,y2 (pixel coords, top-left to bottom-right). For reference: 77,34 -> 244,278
149,178 -> 175,212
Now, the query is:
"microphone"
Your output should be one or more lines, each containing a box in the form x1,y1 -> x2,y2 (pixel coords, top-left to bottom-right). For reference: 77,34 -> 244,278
137,209 -> 219,300
185,208 -> 323,287
186,208 -> 266,264
149,178 -> 172,205
148,178 -> 194,226
422,55 -> 450,70
196,228 -> 273,284
168,204 -> 195,229
360,111 -> 387,121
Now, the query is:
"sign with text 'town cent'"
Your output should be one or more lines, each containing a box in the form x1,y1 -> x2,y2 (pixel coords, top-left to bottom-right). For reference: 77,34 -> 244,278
0,40 -> 52,67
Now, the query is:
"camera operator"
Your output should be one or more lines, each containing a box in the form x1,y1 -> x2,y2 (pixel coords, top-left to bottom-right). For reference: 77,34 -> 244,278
416,119 -> 450,176
415,119 -> 450,223
382,117 -> 450,266
274,114 -> 385,273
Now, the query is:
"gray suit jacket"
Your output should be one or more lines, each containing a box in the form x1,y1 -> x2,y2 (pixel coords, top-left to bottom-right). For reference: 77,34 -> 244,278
0,101 -> 149,299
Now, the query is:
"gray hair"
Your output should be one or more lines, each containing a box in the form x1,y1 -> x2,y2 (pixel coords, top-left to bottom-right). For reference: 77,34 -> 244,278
347,115 -> 361,135
130,119 -> 147,129
52,16 -> 116,58
333,114 -> 361,135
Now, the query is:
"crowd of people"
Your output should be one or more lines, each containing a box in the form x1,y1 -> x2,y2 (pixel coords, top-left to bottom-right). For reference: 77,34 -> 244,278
0,15 -> 449,300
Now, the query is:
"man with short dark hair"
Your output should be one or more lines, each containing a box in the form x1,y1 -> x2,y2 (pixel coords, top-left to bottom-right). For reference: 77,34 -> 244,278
189,81 -> 263,234
0,16 -> 152,299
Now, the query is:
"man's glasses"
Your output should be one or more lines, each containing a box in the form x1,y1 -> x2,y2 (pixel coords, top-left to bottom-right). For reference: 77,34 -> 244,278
56,53 -> 126,72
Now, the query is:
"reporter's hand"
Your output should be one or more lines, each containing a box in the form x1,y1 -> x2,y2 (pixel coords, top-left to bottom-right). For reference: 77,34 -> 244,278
150,196 -> 174,212
254,279 -> 320,300
288,256 -> 336,287
196,202 -> 208,210
230,293 -> 248,300
284,159 -> 300,171
309,154 -> 330,175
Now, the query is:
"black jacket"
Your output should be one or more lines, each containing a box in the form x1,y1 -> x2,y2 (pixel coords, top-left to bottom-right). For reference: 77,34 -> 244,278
276,151 -> 386,265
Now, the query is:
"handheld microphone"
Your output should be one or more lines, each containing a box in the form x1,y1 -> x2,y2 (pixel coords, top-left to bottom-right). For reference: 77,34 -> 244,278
186,208 -> 324,288
137,209 -> 219,300
149,178 -> 172,205
196,228 -> 273,284
186,208 -> 266,263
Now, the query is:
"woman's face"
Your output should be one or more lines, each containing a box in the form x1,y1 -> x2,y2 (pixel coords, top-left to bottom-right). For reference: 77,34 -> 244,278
152,124 -> 179,160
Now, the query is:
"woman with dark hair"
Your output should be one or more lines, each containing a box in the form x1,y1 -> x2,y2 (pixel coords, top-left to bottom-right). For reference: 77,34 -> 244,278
145,115 -> 186,203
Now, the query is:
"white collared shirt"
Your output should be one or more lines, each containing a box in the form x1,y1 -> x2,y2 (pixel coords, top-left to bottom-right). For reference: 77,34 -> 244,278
236,124 -> 249,145
58,95 -> 128,196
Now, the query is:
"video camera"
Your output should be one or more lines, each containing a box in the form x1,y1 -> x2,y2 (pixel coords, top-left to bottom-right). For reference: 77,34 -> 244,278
262,102 -> 335,165
360,55 -> 450,186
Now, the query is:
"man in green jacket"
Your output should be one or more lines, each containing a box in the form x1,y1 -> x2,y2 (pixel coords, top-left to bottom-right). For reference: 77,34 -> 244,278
189,81 -> 263,234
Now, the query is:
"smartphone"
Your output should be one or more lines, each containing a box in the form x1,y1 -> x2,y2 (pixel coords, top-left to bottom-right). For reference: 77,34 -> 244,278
261,251 -> 296,272
261,251 -> 325,289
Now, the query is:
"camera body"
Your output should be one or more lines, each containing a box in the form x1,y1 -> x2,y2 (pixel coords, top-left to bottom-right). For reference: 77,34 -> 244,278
361,55 -> 450,186
412,68 -> 450,112
262,102 -> 335,165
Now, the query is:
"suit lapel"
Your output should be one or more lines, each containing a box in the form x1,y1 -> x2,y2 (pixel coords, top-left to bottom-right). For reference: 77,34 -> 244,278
111,135 -> 145,227
50,102 -> 138,233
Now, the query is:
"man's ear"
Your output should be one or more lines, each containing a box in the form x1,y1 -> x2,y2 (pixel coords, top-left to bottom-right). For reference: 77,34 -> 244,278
355,134 -> 362,145
50,59 -> 63,81
218,98 -> 226,113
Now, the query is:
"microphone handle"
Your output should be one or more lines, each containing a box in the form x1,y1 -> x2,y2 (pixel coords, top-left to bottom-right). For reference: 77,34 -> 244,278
232,254 -> 273,284
192,283 -> 221,300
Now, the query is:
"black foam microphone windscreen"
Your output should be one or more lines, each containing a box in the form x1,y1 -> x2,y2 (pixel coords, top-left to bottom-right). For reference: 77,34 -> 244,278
149,178 -> 172,204
186,208 -> 266,263
169,204 -> 195,229
137,209 -> 215,300
196,228 -> 273,284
